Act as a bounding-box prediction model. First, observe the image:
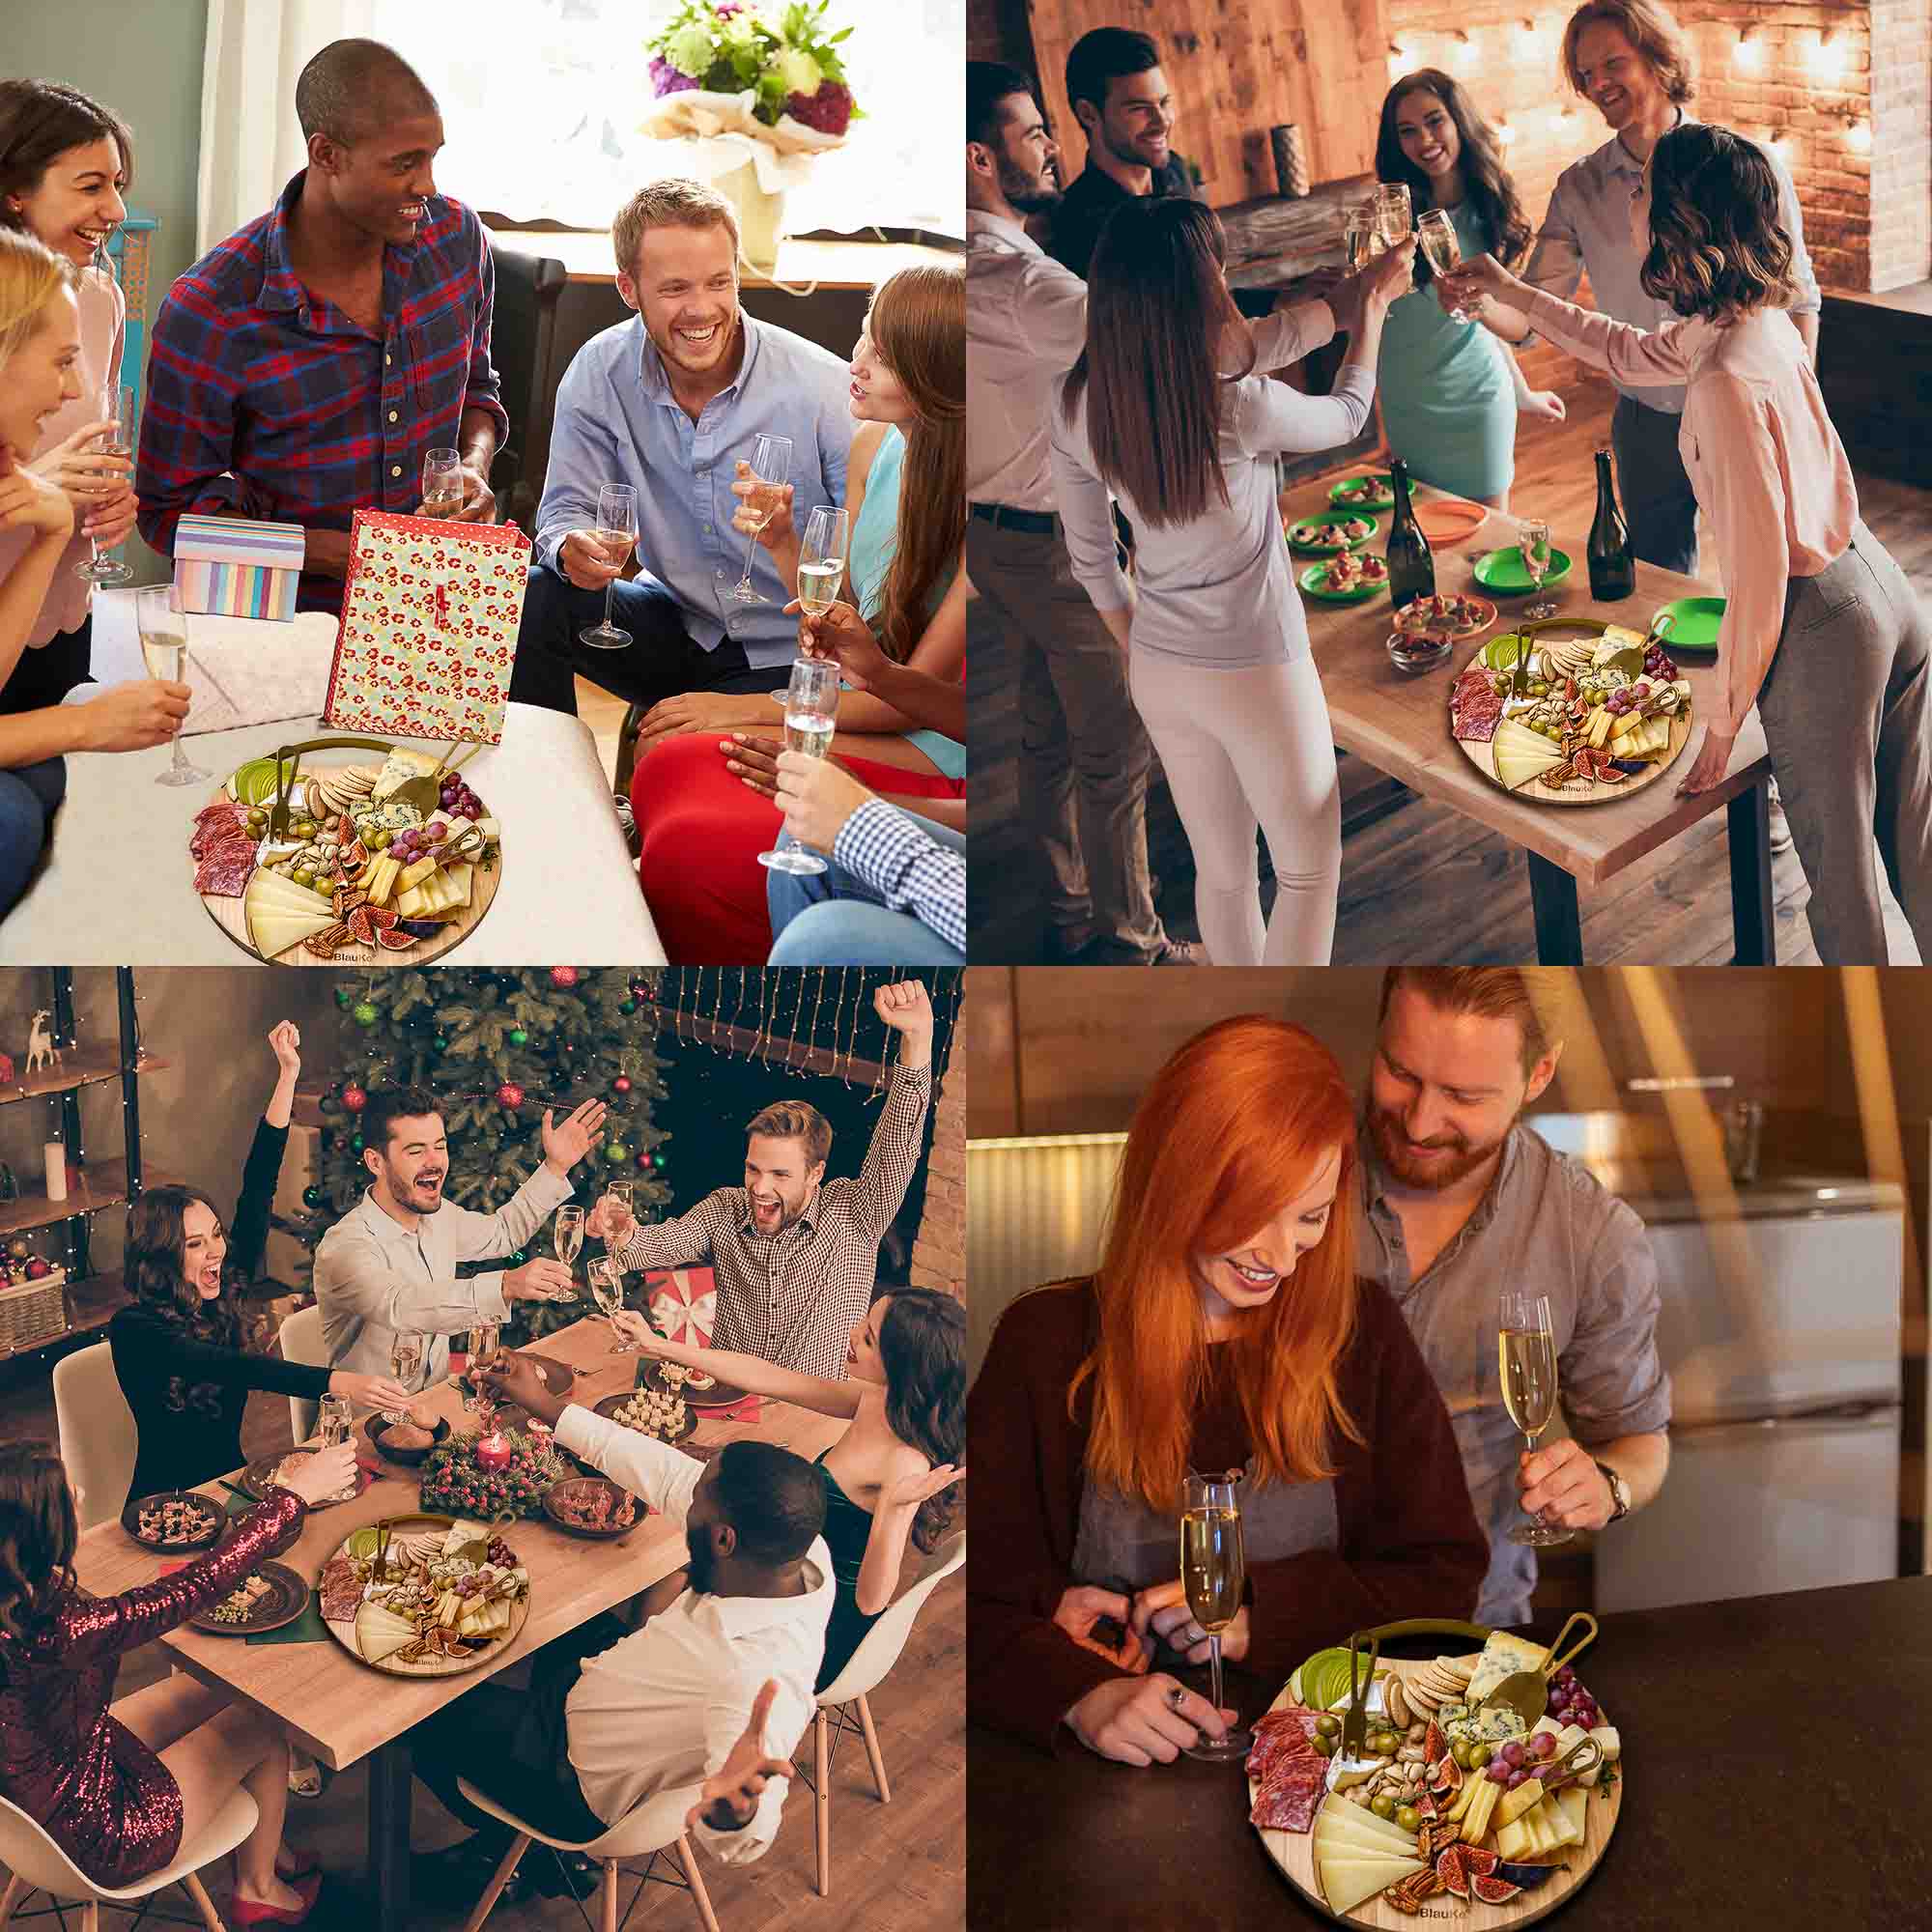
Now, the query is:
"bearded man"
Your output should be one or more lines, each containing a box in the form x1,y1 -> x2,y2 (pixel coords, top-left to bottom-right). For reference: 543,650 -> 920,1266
1357,968 -> 1672,1626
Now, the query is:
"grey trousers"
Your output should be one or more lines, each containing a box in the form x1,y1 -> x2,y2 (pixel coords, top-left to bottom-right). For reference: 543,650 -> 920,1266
968,516 -> 1163,957
1610,393 -> 1700,577
1754,523 -> 1932,964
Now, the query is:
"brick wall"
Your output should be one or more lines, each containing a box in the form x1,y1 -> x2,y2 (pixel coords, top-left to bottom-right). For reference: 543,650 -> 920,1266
911,1021 -> 966,1299
1869,0 -> 1932,287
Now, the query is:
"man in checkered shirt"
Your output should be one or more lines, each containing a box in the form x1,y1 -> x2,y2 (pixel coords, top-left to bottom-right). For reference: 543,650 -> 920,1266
585,981 -> 935,1378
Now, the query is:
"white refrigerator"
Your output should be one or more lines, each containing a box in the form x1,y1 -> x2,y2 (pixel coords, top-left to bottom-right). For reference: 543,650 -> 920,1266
1589,1175 -> 1905,1614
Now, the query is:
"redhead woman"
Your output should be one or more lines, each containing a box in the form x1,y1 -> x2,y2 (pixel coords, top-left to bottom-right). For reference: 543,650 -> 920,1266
615,1284 -> 965,1689
967,1015 -> 1487,1763
0,1437 -> 357,1922
632,263 -> 966,961
107,1023 -> 412,1504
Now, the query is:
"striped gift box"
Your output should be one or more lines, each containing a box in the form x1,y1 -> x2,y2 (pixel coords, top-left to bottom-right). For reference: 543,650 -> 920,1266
172,514 -> 305,622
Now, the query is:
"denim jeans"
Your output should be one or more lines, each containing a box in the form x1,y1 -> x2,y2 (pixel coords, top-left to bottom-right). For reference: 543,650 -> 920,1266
765,814 -> 966,965
0,756 -> 67,917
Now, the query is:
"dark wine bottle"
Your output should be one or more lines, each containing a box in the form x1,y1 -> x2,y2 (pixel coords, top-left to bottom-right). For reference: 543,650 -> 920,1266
1384,459 -> 1435,612
1586,446 -> 1636,602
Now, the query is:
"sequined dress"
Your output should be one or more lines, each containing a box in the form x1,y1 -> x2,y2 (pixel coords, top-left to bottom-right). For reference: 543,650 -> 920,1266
0,1487 -> 305,1887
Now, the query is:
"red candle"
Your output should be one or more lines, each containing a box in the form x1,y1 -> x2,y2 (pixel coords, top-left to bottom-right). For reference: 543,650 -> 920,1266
474,1432 -> 513,1473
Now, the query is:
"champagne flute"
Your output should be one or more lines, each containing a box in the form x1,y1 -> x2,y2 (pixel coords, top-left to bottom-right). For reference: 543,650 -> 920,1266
73,382 -> 134,585
468,1320 -> 501,1424
1417,208 -> 1469,322
420,446 -> 464,520
757,654 -> 840,876
795,505 -> 849,619
1520,517 -> 1558,620
603,1179 -> 635,1232
1374,182 -> 1412,252
729,433 -> 793,605
384,1330 -> 426,1427
134,586 -> 210,787
1499,1292 -> 1572,1547
579,481 -> 639,650
1342,201 -> 1376,270
1179,1472 -> 1251,1761
589,1258 -> 634,1355
317,1393 -> 353,1449
554,1204 -> 584,1289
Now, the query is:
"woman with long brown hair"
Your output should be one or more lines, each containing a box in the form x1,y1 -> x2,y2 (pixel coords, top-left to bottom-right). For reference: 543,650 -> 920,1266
967,1016 -> 1487,1764
1050,199 -> 1413,966
0,1436 -> 357,1921
1442,122 -> 1932,965
633,262 -> 966,960
107,1022 -> 411,1505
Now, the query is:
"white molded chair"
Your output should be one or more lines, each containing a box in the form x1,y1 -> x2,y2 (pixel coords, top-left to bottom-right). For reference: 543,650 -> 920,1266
278,1304 -> 329,1446
449,1782 -> 720,1932
0,1784 -> 257,1931
800,1530 -> 965,1897
51,1342 -> 137,1530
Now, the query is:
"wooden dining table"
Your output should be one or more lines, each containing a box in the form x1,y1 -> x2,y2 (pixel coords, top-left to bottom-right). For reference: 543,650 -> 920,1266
1278,474 -> 1778,964
71,1315 -> 842,1932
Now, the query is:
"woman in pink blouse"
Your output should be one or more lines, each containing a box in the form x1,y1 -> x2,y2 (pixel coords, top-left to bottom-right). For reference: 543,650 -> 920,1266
1443,123 -> 1929,966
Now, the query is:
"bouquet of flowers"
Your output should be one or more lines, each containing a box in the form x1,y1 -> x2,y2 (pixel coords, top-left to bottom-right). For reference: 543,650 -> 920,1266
418,1427 -> 578,1522
645,1 -> 861,147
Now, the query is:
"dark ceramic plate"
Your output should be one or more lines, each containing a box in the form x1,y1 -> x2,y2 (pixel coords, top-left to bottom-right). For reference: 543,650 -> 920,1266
189,1560 -> 310,1635
365,1412 -> 453,1466
543,1477 -> 643,1541
593,1389 -> 697,1445
123,1489 -> 225,1552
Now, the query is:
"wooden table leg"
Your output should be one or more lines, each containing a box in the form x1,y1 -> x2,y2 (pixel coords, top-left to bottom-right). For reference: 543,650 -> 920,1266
1728,781 -> 1776,965
1526,852 -> 1585,965
368,1736 -> 414,1932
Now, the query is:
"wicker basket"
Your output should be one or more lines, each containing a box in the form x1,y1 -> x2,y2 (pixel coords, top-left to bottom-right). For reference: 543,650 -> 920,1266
0,1268 -> 71,1353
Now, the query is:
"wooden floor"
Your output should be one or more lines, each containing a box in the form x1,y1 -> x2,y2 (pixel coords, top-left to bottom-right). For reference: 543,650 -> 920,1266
0,1366 -> 963,1932
970,376 -> 1932,965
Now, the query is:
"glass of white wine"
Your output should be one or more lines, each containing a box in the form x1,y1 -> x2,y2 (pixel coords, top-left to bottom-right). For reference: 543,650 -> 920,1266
1342,201 -> 1376,270
384,1330 -> 426,1427
1179,1472 -> 1250,1761
795,505 -> 848,620
729,433 -> 793,605
757,654 -> 840,877
1499,1290 -> 1572,1547
134,585 -> 209,787
589,1257 -> 634,1355
554,1204 -> 584,1291
1520,518 -> 1558,621
579,481 -> 639,650
1417,208 -> 1469,321
467,1320 -> 501,1424
73,382 -> 134,585
420,446 -> 464,519
1374,182 -> 1412,252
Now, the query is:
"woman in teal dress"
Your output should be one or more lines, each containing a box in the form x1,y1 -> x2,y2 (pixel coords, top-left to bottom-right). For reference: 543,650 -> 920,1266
615,1286 -> 965,1690
1371,71 -> 1566,508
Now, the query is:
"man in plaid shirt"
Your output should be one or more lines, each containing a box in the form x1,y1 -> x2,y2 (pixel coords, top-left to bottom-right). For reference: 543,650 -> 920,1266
135,41 -> 506,611
584,980 -> 935,1378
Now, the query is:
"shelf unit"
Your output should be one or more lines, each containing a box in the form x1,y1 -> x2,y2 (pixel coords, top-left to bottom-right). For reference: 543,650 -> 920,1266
0,969 -> 168,1361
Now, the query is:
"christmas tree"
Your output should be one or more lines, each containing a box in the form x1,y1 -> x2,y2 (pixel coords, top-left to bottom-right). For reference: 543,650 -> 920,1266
300,968 -> 670,1341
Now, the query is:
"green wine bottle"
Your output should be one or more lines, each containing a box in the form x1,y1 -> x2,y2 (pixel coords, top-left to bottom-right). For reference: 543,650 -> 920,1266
1385,460 -> 1435,612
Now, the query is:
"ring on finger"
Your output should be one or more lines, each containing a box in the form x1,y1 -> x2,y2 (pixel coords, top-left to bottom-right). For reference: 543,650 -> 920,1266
1167,1684 -> 1187,1710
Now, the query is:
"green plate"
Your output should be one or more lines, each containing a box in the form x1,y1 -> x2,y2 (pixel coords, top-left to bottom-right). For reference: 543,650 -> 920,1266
1473,545 -> 1574,595
1327,474 -> 1396,511
1298,560 -> 1387,606
1286,509 -> 1379,555
1652,595 -> 1724,656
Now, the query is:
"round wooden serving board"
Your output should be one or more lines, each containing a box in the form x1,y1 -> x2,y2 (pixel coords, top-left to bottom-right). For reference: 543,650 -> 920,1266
194,759 -> 500,965
1452,635 -> 1690,807
1254,1658 -> 1623,1929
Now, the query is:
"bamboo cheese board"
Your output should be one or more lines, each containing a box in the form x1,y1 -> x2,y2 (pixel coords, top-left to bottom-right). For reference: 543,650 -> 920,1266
190,736 -> 501,963
1450,620 -> 1692,807
1252,1624 -> 1622,1929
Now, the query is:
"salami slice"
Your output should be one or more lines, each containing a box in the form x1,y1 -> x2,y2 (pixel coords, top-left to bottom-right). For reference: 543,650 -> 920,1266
1246,1706 -> 1322,1778
1451,672 -> 1507,744
189,802 -> 249,859
319,1554 -> 362,1622
193,834 -> 257,897
1249,1757 -> 1326,1833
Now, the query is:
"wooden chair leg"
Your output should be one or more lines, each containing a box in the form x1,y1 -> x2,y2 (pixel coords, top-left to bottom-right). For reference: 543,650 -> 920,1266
813,1704 -> 831,1897
674,1835 -> 721,1932
81,1905 -> 99,1932
180,1871 -> 227,1932
601,1859 -> 619,1932
460,1833 -> 533,1932
0,1874 -> 27,1928
855,1692 -> 892,1804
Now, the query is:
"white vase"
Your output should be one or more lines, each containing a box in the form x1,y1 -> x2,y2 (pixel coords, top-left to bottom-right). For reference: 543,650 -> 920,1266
714,159 -> 787,272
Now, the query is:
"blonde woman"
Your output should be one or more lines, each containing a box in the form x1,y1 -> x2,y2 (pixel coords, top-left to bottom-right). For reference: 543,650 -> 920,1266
0,224 -> 185,910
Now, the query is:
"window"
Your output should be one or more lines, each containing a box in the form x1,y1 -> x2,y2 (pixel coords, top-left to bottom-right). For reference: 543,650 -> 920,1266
370,0 -> 962,239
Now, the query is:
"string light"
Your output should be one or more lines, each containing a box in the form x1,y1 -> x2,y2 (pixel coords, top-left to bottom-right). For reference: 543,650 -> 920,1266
1516,15 -> 1545,59
1734,22 -> 1764,72
1845,114 -> 1872,156
1451,28 -> 1479,70
1387,40 -> 1413,82
1806,25 -> 1846,80
1762,127 -> 1789,161
1496,118 -> 1519,148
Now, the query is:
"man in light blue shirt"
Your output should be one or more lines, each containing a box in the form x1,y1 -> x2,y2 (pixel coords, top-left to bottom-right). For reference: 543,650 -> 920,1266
509,178 -> 852,717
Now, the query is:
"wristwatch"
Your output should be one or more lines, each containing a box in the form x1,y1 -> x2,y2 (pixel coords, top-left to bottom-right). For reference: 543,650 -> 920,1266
1593,1459 -> 1631,1522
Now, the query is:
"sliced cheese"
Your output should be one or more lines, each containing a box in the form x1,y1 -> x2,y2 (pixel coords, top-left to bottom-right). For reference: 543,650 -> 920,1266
249,905 -> 338,959
398,855 -> 440,892
1587,1724 -> 1620,1762
395,884 -> 431,921
354,1601 -> 419,1664
438,862 -> 474,910
1319,1855 -> 1427,1917
1557,1784 -> 1590,1842
1540,1791 -> 1583,1849
1314,1806 -> 1419,1856
363,856 -> 401,906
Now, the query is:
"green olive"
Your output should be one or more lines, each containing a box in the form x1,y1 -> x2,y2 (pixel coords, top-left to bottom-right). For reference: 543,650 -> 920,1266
1374,1730 -> 1401,1756
1370,1793 -> 1397,1820
1311,1732 -> 1336,1757
1451,1739 -> 1472,1769
292,867 -> 315,890
1469,1744 -> 1492,1770
1395,1805 -> 1420,1833
293,818 -> 316,839
1314,1714 -> 1341,1738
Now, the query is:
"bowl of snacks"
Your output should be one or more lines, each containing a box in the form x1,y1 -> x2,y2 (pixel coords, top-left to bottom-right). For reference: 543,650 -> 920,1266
1387,627 -> 1456,675
543,1477 -> 641,1541
367,1406 -> 453,1466
123,1490 -> 225,1552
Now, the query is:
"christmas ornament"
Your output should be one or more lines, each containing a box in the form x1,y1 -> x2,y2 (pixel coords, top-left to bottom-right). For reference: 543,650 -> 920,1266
351,1135 -> 364,1154
550,966 -> 580,988
612,1075 -> 632,1094
508,1027 -> 528,1047
341,1086 -> 368,1114
635,1151 -> 654,1170
604,1140 -> 630,1164
618,999 -> 637,1015
24,1258 -> 50,1280
433,1034 -> 449,1054
497,1082 -> 525,1109
335,987 -> 354,1009
353,1000 -> 380,1028
7,1237 -> 29,1261
652,1151 -> 668,1169
303,1186 -> 325,1208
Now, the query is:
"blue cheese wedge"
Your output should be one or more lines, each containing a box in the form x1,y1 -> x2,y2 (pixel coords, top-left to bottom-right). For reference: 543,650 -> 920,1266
356,801 -> 425,833
1463,1631 -> 1548,1705
370,749 -> 438,801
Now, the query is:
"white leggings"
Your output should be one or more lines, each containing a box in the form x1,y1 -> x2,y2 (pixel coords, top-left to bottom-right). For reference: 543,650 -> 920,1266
1128,649 -> 1341,965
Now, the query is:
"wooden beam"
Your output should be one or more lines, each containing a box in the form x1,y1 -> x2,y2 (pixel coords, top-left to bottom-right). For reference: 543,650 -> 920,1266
648,1009 -> 889,1088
